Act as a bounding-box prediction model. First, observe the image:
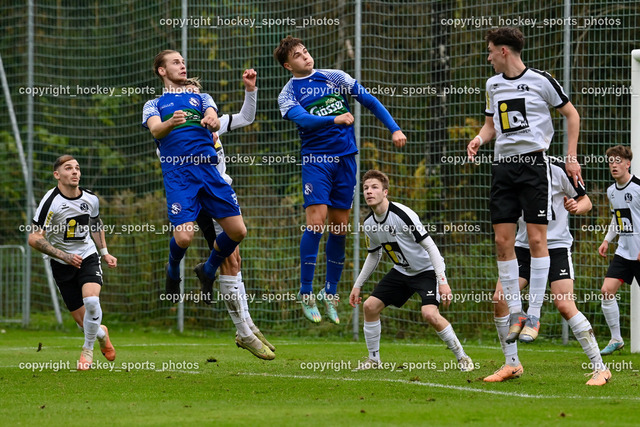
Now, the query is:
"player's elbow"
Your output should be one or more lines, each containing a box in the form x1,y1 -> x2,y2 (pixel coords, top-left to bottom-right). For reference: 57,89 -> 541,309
27,232 -> 41,249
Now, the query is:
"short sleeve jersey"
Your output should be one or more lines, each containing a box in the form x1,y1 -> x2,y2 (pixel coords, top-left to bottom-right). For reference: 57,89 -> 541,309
142,91 -> 218,174
278,69 -> 358,157
607,175 -> 640,261
32,187 -> 99,264
515,160 -> 586,249
363,202 -> 435,276
485,68 -> 569,158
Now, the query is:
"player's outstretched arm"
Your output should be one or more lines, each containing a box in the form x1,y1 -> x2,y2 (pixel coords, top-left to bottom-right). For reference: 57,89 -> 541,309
28,228 -> 82,268
350,250 -> 383,307
90,216 -> 117,268
467,116 -> 495,162
352,82 -> 404,147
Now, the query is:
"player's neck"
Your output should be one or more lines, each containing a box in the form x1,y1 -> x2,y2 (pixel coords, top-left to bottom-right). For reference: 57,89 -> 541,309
163,80 -> 185,92
616,172 -> 632,187
58,183 -> 81,198
372,198 -> 389,217
502,60 -> 526,79
291,69 -> 313,78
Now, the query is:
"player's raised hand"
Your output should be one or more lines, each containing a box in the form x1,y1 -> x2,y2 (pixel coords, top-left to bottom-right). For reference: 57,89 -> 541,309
565,157 -> 583,187
392,130 -> 406,148
349,287 -> 362,308
598,240 -> 609,258
334,112 -> 354,126
201,115 -> 220,132
467,136 -> 481,162
103,253 -> 117,268
243,69 -> 257,91
439,283 -> 452,309
563,196 -> 579,214
169,110 -> 187,127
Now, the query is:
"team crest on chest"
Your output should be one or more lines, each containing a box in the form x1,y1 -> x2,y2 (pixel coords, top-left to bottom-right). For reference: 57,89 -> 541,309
625,193 -> 632,203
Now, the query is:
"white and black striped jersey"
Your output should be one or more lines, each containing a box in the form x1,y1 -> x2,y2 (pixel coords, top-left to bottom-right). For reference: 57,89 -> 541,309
485,68 -> 569,158
515,160 -> 586,249
607,175 -> 640,261
364,202 -> 435,276
32,187 -> 100,264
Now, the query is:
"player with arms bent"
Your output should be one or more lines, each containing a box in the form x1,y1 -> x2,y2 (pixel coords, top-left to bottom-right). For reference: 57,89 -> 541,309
29,155 -> 117,370
275,36 -> 406,324
467,27 -> 582,343
349,170 -> 473,371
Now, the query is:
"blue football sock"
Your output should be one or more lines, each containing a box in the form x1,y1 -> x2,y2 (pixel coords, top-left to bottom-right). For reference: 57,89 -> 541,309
203,232 -> 239,278
168,237 -> 187,280
325,233 -> 346,295
300,229 -> 323,294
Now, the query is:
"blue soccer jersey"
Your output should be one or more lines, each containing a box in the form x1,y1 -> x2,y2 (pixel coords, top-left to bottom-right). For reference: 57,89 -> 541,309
278,69 -> 360,157
142,91 -> 218,174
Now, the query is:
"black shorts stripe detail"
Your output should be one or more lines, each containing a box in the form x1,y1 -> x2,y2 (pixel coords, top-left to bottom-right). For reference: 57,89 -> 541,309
388,202 -> 429,242
34,187 -> 61,226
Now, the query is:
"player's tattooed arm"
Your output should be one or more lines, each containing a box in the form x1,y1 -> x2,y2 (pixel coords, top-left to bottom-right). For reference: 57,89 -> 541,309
28,227 -> 82,268
90,216 -> 106,249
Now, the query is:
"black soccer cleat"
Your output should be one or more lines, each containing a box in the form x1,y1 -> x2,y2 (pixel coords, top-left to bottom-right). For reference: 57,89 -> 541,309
193,262 -> 215,304
165,263 -> 182,303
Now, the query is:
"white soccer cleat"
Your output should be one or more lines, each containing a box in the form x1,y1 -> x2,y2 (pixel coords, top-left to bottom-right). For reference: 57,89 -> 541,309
458,356 -> 475,372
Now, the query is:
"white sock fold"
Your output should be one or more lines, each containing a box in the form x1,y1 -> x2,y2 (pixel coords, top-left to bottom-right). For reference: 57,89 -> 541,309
527,256 -> 550,318
495,315 -> 520,367
601,295 -> 622,342
220,275 -> 252,338
568,311 -> 607,371
363,320 -> 381,361
436,324 -> 466,360
498,259 -> 522,314
236,272 -> 256,329
82,296 -> 102,350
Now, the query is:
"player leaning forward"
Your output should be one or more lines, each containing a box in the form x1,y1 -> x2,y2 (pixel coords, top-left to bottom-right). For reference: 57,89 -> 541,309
467,27 -> 582,342
349,170 -> 474,371
29,155 -> 117,370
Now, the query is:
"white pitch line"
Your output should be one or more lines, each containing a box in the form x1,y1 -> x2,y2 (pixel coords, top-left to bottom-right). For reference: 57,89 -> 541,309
239,372 -> 640,401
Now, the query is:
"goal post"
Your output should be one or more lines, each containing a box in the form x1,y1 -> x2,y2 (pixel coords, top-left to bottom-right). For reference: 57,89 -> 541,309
630,49 -> 640,353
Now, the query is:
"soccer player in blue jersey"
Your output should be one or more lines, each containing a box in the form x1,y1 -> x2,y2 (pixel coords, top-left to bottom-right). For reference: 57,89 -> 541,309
274,36 -> 406,324
142,51 -> 260,354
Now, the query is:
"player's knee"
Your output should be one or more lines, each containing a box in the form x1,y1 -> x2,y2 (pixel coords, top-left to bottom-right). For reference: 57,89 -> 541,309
229,224 -> 247,242
174,233 -> 193,248
554,299 -> 575,319
421,306 -> 440,325
363,299 -> 380,317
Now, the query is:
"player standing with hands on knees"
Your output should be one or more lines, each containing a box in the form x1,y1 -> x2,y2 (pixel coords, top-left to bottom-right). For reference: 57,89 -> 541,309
275,36 -> 406,325
467,27 -> 582,343
29,155 -> 117,370
349,170 -> 474,371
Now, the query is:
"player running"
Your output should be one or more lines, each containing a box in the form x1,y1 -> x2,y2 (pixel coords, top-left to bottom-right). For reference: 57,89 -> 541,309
29,155 -> 117,370
484,158 -> 610,386
598,145 -> 640,356
467,27 -> 582,343
349,170 -> 474,372
275,35 -> 406,324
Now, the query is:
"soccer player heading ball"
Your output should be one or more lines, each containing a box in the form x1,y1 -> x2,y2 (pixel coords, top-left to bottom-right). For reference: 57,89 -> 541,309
275,36 -> 406,324
349,170 -> 474,372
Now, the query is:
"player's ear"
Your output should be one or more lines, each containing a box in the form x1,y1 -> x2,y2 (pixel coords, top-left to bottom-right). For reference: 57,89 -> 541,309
53,170 -> 60,180
158,66 -> 166,77
283,62 -> 293,72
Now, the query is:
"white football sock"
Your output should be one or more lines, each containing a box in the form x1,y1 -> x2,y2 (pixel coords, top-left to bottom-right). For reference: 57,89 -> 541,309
236,272 -> 256,329
497,259 -> 522,314
436,324 -> 466,360
495,315 -> 520,367
220,275 -> 252,338
568,311 -> 606,371
363,320 -> 381,361
527,256 -> 549,318
77,323 -> 105,339
601,295 -> 622,341
82,296 -> 102,350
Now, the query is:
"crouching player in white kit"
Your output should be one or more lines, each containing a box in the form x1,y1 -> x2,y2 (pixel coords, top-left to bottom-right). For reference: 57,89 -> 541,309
485,158 -> 610,385
349,170 -> 474,371
28,155 -> 117,370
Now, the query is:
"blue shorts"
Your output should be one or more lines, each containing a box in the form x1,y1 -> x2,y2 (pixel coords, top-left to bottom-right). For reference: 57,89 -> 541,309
163,164 -> 241,226
301,153 -> 357,209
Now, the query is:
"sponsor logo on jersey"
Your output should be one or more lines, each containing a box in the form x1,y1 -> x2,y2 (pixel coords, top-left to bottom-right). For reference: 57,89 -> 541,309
307,93 -> 349,117
498,98 -> 529,133
614,208 -> 633,234
171,203 -> 182,215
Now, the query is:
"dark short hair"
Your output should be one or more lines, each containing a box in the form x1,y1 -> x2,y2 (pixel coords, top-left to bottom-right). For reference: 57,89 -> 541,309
362,169 -> 389,190
485,27 -> 524,53
273,35 -> 304,67
606,145 -> 633,162
53,155 -> 76,171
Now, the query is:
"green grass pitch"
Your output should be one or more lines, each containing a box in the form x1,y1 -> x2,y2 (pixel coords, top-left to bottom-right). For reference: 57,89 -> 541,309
1,324 -> 639,426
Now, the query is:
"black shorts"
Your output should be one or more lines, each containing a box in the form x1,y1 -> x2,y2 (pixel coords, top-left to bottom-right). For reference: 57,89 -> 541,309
370,269 -> 439,308
490,152 -> 551,224
606,254 -> 640,285
515,246 -> 573,283
50,252 -> 103,312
